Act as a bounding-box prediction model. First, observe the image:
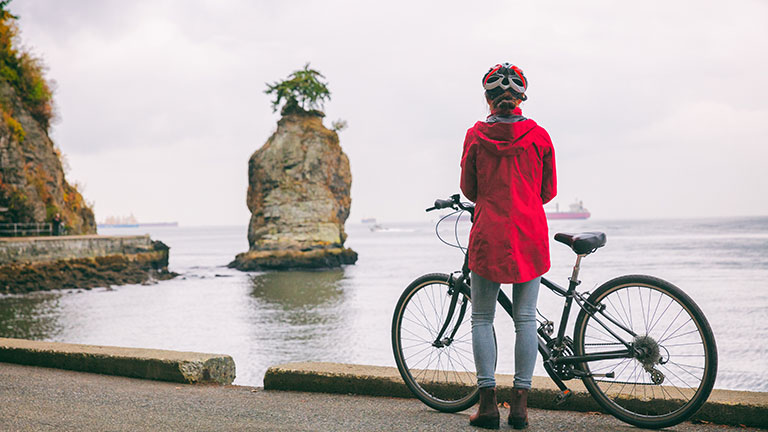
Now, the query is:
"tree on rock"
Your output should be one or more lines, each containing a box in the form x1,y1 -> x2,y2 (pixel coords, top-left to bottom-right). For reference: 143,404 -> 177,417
264,63 -> 331,116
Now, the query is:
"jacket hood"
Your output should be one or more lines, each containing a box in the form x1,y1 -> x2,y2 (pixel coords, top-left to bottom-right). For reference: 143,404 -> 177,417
473,108 -> 538,156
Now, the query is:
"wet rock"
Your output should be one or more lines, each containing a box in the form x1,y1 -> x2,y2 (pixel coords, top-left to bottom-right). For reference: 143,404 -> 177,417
230,112 -> 357,270
0,237 -> 177,293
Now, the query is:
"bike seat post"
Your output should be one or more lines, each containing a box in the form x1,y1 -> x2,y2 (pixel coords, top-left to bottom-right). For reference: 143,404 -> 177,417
569,254 -> 585,289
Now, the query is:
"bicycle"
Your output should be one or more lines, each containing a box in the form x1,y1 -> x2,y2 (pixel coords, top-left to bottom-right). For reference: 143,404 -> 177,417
391,194 -> 717,429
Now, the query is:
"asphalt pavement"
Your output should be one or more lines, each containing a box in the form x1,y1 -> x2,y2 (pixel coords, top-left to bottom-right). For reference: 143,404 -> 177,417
0,363 -> 761,431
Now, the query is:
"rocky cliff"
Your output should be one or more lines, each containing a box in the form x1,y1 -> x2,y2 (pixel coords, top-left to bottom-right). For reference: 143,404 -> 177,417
230,111 -> 357,270
0,80 -> 95,233
0,7 -> 95,234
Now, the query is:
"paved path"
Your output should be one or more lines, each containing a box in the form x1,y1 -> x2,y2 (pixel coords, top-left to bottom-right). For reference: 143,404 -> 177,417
0,363 -> 760,431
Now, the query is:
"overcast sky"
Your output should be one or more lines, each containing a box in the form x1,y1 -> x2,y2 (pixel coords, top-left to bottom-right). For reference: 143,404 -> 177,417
10,0 -> 768,225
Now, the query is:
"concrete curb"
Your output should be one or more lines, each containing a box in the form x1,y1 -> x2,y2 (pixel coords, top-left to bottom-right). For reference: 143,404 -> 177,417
0,338 -> 235,384
264,362 -> 768,429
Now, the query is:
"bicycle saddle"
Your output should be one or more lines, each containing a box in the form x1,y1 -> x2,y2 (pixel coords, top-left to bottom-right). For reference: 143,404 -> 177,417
554,232 -> 607,255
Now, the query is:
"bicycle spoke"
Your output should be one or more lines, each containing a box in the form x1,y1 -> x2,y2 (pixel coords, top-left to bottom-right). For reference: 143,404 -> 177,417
401,325 -> 429,342
402,314 -> 435,335
602,357 -> 634,395
626,288 -> 634,331
406,344 -> 437,366
662,342 -> 703,347
586,323 -> 618,342
666,361 -> 704,370
616,360 -> 639,397
402,341 -> 431,351
605,296 -> 630,330
658,364 -> 697,400
425,286 -> 440,335
647,296 -> 676,335
660,327 -> 699,345
614,291 -> 632,332
590,359 -> 628,372
412,293 -> 437,335
451,346 -> 474,374
437,288 -> 448,337
665,361 -> 704,382
412,353 -> 435,380
657,308 -> 685,343
657,381 -> 675,401
639,286 -> 649,334
648,289 -> 665,332
450,346 -> 476,365
400,336 -> 429,343
446,355 -> 466,385
645,287 -> 653,336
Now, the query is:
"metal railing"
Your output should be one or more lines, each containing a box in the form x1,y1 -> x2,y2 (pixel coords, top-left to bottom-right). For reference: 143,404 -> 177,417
0,222 -> 54,237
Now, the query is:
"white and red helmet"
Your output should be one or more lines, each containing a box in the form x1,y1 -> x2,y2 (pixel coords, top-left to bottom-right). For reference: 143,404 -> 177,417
482,63 -> 527,100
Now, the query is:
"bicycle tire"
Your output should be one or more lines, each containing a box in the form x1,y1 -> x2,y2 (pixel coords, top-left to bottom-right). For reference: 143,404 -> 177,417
573,275 -> 718,429
391,273 -> 481,412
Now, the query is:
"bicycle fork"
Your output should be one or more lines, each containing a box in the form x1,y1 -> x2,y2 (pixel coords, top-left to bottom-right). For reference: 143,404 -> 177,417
431,274 -> 469,348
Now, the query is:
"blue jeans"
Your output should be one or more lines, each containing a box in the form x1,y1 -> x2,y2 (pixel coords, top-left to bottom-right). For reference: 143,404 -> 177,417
471,272 -> 540,389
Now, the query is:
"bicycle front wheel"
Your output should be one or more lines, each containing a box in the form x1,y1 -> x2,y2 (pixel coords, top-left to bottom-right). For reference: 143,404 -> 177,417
573,275 -> 717,429
391,273 -> 479,412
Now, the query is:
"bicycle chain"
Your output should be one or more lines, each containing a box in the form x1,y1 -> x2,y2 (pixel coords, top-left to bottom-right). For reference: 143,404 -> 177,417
582,344 -> 663,386
592,379 -> 660,386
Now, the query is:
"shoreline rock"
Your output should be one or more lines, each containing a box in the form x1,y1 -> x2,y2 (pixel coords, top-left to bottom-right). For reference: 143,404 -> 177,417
234,111 -> 357,271
228,247 -> 357,271
0,236 -> 177,293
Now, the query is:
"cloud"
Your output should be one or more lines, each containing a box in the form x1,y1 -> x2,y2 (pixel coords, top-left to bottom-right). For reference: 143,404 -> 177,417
8,0 -> 768,223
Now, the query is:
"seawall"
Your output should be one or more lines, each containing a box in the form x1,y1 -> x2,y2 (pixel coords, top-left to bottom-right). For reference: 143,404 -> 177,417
0,235 -> 175,293
265,362 -> 768,429
0,337 -> 234,384
0,340 -> 763,428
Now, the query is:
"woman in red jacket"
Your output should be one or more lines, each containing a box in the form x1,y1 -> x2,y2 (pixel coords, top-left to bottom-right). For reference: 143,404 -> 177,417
461,63 -> 557,429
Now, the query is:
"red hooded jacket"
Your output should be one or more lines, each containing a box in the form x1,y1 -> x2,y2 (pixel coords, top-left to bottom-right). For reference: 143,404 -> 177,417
460,107 -> 557,283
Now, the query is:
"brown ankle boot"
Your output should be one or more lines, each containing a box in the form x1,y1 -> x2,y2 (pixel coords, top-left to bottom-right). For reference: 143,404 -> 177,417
507,388 -> 529,429
469,387 -> 499,429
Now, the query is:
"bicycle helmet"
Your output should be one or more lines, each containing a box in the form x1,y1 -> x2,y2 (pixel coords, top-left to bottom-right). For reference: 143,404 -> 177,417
482,63 -> 527,101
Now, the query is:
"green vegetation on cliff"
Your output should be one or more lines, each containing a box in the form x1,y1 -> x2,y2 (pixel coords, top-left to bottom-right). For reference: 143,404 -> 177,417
0,0 -> 95,233
0,1 -> 53,131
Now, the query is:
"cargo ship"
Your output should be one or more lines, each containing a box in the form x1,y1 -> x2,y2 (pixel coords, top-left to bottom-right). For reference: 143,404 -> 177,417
97,214 -> 178,229
546,201 -> 591,220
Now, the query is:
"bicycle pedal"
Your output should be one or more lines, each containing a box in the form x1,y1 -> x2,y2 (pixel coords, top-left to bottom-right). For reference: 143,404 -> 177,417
554,389 -> 572,406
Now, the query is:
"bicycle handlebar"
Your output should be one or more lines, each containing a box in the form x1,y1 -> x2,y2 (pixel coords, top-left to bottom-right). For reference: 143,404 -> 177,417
425,194 -> 475,214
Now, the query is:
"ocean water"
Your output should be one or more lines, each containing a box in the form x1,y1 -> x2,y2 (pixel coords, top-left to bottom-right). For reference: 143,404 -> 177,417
0,215 -> 766,391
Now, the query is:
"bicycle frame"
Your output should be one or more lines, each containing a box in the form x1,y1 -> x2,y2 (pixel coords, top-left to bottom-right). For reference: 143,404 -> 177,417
437,252 -> 643,399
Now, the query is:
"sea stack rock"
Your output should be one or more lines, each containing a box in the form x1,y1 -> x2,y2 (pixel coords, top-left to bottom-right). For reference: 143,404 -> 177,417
229,110 -> 357,270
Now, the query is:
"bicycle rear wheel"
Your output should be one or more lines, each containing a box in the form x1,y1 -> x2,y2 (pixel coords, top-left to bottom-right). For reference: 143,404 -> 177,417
573,275 -> 717,429
391,273 -> 480,412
